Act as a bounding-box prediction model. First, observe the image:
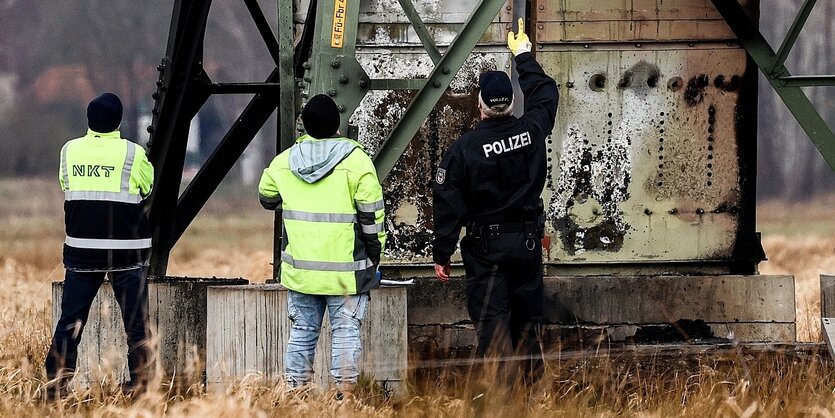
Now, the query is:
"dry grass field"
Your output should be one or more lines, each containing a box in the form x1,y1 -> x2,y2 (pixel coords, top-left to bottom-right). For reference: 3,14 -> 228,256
1,177 -> 834,417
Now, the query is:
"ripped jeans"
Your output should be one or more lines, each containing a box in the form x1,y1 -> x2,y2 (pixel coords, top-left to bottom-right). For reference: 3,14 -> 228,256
285,290 -> 368,387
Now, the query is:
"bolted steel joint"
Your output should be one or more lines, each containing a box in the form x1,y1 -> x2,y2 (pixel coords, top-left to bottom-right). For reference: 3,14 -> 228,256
328,89 -> 337,97
331,60 -> 341,69
339,75 -> 349,84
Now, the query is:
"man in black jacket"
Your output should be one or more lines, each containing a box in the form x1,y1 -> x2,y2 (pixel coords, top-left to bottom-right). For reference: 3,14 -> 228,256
432,18 -> 558,384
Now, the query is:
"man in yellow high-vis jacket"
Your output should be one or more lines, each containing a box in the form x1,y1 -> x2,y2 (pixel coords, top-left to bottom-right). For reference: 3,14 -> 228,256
258,94 -> 386,393
46,93 -> 155,399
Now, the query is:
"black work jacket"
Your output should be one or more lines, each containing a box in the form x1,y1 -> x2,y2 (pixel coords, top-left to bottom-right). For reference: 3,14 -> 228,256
432,52 -> 558,265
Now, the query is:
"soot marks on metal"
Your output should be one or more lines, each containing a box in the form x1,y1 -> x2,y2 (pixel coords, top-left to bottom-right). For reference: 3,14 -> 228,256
551,125 -> 630,255
353,54 -> 497,259
713,75 -> 741,92
617,61 -> 661,91
684,74 -> 710,106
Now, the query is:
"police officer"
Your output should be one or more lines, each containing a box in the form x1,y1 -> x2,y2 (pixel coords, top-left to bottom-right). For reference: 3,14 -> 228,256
432,19 -> 558,384
258,94 -> 386,394
46,93 -> 155,399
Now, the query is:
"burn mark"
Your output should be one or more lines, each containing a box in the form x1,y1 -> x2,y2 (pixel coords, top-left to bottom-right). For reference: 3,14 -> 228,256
667,76 -> 683,92
684,74 -> 709,106
381,90 -> 481,259
628,319 -> 722,344
618,61 -> 661,90
551,128 -> 630,255
554,217 -> 624,253
589,73 -> 606,91
714,74 -> 741,92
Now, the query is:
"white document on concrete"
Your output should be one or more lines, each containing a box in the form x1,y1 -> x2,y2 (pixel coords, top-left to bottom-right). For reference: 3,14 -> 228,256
381,279 -> 415,286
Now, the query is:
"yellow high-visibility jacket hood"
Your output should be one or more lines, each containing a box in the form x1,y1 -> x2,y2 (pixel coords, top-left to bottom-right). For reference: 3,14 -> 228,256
258,135 -> 387,295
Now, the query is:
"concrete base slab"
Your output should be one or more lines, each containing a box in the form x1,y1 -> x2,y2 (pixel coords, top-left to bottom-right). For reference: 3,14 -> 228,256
407,275 -> 796,350
820,275 -> 835,317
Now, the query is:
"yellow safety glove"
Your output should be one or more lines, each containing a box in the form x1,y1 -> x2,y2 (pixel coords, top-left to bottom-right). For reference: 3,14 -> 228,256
507,17 -> 532,56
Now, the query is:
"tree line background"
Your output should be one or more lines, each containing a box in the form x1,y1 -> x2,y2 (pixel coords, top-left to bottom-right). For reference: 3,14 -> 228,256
0,0 -> 833,199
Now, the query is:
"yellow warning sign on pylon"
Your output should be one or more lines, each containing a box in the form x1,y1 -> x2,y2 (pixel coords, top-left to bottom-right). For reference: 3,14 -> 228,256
331,0 -> 346,48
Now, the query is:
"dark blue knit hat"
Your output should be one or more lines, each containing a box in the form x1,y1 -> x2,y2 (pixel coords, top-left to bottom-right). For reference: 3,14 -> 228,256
302,94 -> 340,139
478,71 -> 513,107
87,93 -> 123,133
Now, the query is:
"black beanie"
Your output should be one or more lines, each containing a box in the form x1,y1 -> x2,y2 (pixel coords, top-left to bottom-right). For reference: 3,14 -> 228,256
302,94 -> 340,139
87,93 -> 123,133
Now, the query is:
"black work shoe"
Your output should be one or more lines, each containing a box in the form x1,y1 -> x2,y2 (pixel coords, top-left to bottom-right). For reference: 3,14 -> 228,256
41,381 -> 70,404
119,380 -> 148,398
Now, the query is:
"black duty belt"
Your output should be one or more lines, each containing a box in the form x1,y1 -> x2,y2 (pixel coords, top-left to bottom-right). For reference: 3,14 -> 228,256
468,220 -> 541,253
469,221 -> 537,239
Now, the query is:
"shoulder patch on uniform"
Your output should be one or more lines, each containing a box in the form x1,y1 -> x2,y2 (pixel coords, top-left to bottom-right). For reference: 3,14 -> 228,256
436,168 -> 447,185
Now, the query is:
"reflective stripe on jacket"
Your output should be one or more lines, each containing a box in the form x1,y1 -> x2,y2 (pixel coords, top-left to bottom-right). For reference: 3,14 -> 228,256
258,136 -> 386,296
60,129 -> 154,270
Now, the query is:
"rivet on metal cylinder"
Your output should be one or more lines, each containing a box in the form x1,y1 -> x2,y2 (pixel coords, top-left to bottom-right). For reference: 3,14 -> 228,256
328,90 -> 337,97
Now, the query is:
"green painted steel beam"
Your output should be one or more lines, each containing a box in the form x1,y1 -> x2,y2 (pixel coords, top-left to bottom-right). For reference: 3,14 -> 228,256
711,0 -> 835,171
396,0 -> 442,64
305,0 -> 369,135
277,0 -> 295,151
373,0 -> 507,179
770,0 -> 817,75
369,78 -> 427,90
777,75 -> 835,87
275,0 -> 296,279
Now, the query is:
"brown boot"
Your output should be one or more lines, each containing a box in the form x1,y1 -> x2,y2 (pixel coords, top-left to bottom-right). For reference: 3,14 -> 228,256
334,382 -> 357,402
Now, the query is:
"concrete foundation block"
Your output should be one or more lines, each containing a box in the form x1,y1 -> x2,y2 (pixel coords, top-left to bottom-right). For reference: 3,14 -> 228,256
821,274 -> 835,318
405,275 -> 796,345
51,276 -> 248,389
205,285 -> 408,397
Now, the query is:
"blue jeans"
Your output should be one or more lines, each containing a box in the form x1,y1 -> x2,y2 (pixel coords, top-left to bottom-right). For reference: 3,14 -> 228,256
285,290 -> 368,387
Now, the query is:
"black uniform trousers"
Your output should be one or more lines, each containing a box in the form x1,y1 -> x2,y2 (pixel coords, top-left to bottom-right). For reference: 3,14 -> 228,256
46,267 -> 152,388
461,229 -> 545,384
